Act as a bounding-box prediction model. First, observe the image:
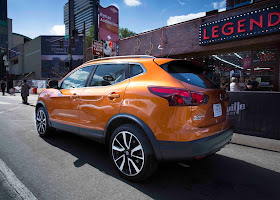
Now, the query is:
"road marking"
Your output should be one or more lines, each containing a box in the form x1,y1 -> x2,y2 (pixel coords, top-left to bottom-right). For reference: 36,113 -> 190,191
0,101 -> 11,104
0,158 -> 37,200
0,107 -> 19,114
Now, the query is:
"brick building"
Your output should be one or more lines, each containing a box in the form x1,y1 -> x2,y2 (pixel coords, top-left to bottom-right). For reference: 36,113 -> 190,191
119,0 -> 280,91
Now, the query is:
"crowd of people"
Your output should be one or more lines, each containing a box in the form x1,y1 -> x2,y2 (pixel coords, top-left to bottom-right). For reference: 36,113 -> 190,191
220,75 -> 260,91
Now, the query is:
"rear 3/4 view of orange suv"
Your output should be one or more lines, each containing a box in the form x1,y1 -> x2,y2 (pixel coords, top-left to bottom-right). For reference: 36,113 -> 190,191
35,55 -> 233,181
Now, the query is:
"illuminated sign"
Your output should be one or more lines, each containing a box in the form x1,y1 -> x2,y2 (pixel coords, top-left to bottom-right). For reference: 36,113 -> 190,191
199,5 -> 280,45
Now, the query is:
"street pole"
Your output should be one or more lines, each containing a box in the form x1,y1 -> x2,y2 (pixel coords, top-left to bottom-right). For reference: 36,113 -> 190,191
83,21 -> 86,63
93,0 -> 99,59
5,42 -> 9,93
68,0 -> 72,71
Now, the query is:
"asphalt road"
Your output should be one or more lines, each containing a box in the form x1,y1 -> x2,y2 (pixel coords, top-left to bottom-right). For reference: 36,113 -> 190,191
0,94 -> 279,200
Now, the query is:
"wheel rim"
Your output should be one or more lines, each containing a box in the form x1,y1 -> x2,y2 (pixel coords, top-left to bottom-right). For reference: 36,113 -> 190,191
36,110 -> 47,135
112,131 -> 144,176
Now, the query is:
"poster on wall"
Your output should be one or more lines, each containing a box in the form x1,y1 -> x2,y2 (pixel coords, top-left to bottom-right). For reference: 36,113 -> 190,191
41,36 -> 83,79
99,5 -> 119,43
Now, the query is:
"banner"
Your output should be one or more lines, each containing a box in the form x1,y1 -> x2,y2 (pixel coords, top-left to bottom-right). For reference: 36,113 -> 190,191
99,5 -> 119,43
41,36 -> 83,78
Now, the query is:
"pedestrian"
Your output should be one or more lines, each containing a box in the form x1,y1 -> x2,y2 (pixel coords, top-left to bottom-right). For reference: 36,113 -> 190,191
46,78 -> 51,88
230,77 -> 241,91
239,77 -> 246,91
246,75 -> 260,91
21,80 -> 30,104
220,78 -> 229,91
1,80 -> 6,96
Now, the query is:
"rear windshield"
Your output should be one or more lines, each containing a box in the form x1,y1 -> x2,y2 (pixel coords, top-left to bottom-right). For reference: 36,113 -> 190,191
160,60 -> 215,89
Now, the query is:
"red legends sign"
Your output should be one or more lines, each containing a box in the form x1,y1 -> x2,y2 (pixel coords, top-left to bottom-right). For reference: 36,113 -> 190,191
199,5 -> 280,45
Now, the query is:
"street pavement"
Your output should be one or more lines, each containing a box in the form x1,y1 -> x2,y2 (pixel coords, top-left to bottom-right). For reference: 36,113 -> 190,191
0,93 -> 280,200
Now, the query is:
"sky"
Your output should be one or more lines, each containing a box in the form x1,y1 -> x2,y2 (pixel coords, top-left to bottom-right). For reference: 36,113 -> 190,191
7,0 -> 227,39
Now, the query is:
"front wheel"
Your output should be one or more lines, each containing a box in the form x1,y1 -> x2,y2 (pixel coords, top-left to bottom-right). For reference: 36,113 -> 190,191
36,107 -> 54,137
109,124 -> 158,181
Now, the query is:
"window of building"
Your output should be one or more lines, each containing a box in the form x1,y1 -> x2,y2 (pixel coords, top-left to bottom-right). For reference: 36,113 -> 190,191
190,48 -> 279,91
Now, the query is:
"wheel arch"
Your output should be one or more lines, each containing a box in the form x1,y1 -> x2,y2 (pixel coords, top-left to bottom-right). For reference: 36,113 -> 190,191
104,113 -> 163,161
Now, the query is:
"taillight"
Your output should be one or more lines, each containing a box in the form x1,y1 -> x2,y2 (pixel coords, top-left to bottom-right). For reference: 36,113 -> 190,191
148,86 -> 208,106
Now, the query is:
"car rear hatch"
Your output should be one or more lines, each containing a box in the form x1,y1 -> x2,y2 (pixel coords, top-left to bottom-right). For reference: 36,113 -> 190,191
155,59 -> 228,128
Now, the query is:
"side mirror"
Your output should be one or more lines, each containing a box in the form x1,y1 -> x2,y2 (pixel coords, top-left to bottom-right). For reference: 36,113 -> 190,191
49,80 -> 58,89
103,75 -> 115,82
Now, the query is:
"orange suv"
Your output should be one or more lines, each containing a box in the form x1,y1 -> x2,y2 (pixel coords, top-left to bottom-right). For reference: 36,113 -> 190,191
36,55 -> 232,181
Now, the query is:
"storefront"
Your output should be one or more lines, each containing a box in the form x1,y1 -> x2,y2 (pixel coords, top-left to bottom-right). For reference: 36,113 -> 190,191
119,0 -> 280,91
119,0 -> 280,139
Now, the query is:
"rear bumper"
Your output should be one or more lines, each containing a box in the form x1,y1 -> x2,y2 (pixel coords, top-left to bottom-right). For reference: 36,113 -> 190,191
158,128 -> 233,161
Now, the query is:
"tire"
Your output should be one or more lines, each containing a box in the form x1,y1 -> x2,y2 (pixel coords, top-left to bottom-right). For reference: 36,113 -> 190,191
109,124 -> 158,181
36,107 -> 54,137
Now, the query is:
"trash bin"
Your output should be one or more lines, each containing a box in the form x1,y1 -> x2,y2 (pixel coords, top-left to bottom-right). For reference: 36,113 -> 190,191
33,88 -> 37,94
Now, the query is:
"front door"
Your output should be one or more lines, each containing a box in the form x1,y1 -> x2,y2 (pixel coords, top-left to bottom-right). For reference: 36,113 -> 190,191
79,64 -> 129,132
49,65 -> 94,129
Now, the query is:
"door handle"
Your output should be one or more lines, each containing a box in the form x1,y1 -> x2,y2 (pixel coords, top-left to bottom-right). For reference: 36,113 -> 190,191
107,92 -> 120,100
70,93 -> 79,99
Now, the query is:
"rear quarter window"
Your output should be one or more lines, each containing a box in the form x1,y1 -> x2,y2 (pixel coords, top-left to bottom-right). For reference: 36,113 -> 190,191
160,60 -> 215,89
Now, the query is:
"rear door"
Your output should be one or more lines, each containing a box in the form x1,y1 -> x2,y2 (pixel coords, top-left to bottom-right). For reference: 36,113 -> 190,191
79,63 -> 129,132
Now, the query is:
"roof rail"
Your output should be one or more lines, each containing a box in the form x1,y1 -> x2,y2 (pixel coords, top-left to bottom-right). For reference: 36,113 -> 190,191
85,55 -> 156,64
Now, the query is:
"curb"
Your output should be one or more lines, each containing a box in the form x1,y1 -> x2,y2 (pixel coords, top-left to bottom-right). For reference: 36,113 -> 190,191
231,133 -> 280,152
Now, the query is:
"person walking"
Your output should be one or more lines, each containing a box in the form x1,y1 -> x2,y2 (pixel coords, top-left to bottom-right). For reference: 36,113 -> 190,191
21,80 -> 30,104
1,80 -> 6,96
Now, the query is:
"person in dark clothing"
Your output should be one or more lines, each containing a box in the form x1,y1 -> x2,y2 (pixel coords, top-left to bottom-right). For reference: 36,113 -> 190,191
246,75 -> 260,91
46,78 -> 51,88
1,80 -> 6,96
21,80 -> 30,104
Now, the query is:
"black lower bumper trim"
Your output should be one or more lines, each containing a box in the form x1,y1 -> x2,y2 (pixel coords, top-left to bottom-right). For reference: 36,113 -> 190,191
158,128 -> 233,161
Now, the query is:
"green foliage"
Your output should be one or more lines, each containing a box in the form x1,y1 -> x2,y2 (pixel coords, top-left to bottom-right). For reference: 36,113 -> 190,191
85,26 -> 95,48
119,27 -> 136,39
85,26 -> 136,48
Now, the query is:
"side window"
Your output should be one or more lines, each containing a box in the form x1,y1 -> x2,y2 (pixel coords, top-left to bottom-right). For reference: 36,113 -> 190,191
90,64 -> 126,86
61,66 -> 93,89
130,64 -> 144,77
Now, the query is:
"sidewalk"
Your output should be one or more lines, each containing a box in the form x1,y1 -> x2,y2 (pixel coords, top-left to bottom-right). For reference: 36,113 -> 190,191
1,93 -> 280,152
231,133 -> 280,152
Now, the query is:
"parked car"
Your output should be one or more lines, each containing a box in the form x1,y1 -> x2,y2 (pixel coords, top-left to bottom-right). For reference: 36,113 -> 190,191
35,55 -> 233,181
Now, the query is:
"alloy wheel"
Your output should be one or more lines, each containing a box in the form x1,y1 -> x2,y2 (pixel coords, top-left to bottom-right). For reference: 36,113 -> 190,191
36,110 -> 47,135
112,131 -> 145,176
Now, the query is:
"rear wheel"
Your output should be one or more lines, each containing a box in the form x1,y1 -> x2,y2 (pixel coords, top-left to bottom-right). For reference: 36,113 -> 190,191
36,107 -> 54,137
109,124 -> 158,181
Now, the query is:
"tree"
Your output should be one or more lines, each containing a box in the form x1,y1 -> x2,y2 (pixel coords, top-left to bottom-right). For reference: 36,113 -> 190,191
119,27 -> 136,39
85,26 -> 95,49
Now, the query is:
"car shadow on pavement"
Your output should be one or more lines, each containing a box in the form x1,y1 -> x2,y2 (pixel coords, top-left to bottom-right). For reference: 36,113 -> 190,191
43,130 -> 280,200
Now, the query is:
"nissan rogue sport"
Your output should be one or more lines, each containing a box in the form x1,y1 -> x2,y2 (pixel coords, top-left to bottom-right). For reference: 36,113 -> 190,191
36,55 -> 233,181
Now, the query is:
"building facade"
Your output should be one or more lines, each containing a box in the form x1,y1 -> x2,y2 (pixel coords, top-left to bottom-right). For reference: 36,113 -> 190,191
64,0 -> 99,35
9,36 -> 84,80
0,0 -> 8,80
119,0 -> 280,91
